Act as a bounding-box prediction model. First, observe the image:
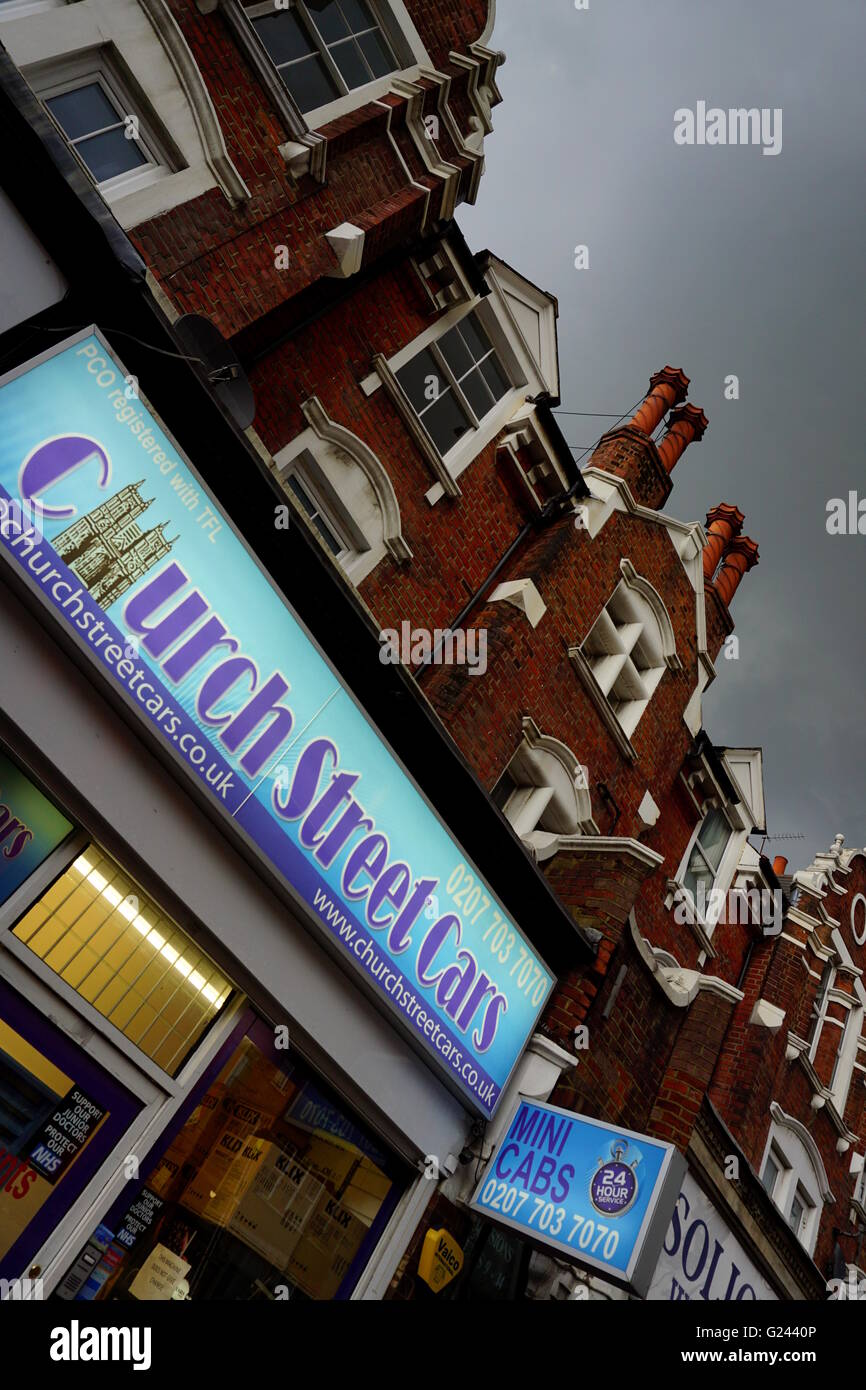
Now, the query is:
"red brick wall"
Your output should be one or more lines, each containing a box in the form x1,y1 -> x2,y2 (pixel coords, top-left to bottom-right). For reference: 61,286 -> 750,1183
130,1 -> 495,332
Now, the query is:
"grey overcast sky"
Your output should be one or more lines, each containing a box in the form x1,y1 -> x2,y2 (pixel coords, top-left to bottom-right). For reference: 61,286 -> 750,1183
459,0 -> 866,870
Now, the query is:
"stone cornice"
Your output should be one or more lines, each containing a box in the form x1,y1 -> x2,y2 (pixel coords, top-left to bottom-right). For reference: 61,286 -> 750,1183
556,836 -> 664,873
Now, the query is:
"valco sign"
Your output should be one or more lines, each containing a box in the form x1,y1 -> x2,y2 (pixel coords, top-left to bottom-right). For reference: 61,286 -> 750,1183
0,330 -> 552,1117
471,1100 -> 686,1295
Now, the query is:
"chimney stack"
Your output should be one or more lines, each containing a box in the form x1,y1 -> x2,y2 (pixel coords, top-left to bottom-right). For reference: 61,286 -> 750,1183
628,366 -> 690,437
657,403 -> 708,475
703,504 -> 745,581
714,536 -> 760,607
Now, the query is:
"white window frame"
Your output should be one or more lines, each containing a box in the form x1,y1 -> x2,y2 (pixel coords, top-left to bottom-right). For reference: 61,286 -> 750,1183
283,451 -> 360,567
668,809 -> 744,938
244,0 -> 426,129
28,49 -> 177,201
810,933 -> 866,1120
759,1113 -> 826,1255
384,300 -> 525,494
0,0 -> 64,19
760,1142 -> 789,1199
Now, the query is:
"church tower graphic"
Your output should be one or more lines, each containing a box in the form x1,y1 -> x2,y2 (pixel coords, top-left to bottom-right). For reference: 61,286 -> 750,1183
53,481 -> 179,608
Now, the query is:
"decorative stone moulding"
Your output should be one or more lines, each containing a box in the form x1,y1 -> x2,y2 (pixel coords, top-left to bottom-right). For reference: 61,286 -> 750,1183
325,223 -> 365,278
489,578 -> 547,628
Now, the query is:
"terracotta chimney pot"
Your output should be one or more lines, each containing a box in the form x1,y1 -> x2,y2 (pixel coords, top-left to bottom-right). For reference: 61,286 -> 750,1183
703,503 -> 746,580
657,403 -> 708,475
628,366 -> 690,437
773,856 -> 788,877
715,536 -> 760,607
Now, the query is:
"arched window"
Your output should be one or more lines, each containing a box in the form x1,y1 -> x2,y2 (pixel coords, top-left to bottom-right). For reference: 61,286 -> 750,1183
275,398 -> 411,584
580,561 -> 678,739
491,719 -> 596,861
759,1106 -> 834,1255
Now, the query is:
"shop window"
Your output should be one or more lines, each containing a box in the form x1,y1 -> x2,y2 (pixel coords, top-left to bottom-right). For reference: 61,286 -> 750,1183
11,845 -> 231,1077
395,310 -> 513,461
0,977 -> 140,1286
54,1022 -> 405,1302
0,745 -> 74,911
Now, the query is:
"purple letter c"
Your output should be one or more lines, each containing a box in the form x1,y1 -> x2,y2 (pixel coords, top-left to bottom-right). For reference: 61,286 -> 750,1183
19,434 -> 111,520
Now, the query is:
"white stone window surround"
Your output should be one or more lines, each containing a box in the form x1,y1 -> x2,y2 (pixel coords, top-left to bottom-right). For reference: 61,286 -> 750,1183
273,398 -> 411,584
581,579 -> 667,739
572,560 -> 681,755
240,0 -> 429,130
491,717 -> 596,861
361,294 -> 529,503
29,50 -> 178,202
759,1105 -> 833,1255
10,0 -> 249,228
810,929 -> 866,1119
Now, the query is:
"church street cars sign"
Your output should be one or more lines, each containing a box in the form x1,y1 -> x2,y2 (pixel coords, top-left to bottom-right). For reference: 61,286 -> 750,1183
0,330 -> 552,1117
471,1100 -> 686,1296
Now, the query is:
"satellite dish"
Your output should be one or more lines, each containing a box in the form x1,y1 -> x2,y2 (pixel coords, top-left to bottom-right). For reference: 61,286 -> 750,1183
173,313 -> 256,431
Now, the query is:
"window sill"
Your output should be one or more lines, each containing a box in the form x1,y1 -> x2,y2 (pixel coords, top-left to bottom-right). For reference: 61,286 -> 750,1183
307,66 -> 423,132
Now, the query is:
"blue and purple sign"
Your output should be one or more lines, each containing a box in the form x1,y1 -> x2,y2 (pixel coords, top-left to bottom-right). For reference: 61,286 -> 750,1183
0,747 -> 73,908
0,330 -> 552,1116
471,1099 -> 685,1293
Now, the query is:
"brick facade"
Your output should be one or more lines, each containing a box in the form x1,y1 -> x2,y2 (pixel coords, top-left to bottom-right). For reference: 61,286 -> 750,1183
10,0 -> 863,1302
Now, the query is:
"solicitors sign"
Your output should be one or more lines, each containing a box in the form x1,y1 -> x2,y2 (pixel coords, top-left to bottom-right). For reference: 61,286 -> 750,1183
471,1099 -> 686,1296
0,329 -> 552,1117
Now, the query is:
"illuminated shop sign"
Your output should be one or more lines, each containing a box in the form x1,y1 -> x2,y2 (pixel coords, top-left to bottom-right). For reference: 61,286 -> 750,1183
0,330 -> 553,1117
471,1099 -> 686,1295
0,747 -> 73,908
